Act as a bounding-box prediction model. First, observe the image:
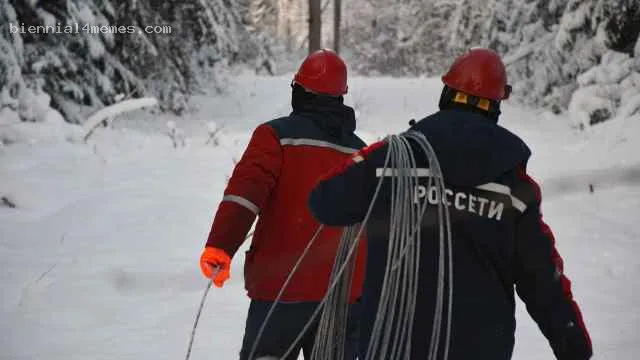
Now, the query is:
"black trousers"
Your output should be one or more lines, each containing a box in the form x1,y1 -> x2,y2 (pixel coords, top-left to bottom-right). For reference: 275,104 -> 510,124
239,300 -> 359,360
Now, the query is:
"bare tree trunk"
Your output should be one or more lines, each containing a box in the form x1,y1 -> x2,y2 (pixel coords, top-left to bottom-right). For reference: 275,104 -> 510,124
277,0 -> 287,38
333,0 -> 341,53
277,0 -> 292,51
309,0 -> 322,53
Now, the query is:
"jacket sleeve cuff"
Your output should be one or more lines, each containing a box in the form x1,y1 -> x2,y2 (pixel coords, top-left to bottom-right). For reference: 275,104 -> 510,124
205,200 -> 257,257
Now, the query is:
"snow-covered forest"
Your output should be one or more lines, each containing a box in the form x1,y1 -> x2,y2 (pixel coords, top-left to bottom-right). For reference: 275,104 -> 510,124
1,1 -> 640,360
1,0 -> 639,129
0,0 -> 271,124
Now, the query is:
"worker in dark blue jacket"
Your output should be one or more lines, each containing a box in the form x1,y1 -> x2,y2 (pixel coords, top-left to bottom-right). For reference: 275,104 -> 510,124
308,48 -> 592,360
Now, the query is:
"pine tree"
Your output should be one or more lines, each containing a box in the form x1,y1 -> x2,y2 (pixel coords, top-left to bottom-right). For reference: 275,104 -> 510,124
448,0 -> 492,51
343,0 -> 457,76
0,0 -> 23,110
250,0 -> 278,35
481,0 -> 638,120
0,0 -> 270,122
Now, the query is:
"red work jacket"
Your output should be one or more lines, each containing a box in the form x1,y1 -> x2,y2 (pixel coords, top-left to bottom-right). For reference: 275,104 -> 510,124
206,111 -> 367,302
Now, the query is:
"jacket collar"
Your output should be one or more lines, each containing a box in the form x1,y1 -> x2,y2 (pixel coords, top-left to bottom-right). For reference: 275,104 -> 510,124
291,84 -> 356,134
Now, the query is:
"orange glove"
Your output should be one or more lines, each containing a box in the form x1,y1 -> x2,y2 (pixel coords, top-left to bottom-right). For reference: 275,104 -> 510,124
199,247 -> 231,287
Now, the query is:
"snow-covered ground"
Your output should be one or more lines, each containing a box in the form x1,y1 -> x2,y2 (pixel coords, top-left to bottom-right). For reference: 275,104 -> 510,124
1,74 -> 639,360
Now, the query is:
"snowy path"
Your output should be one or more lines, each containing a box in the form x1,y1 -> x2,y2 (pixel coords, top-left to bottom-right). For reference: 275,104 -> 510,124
1,74 -> 639,359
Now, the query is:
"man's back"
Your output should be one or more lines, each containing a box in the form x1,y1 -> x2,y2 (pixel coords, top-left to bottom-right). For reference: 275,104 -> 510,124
244,109 -> 367,302
309,108 -> 592,359
363,110 -> 530,359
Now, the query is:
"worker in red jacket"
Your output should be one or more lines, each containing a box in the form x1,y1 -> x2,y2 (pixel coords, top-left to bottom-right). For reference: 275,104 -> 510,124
199,49 -> 367,360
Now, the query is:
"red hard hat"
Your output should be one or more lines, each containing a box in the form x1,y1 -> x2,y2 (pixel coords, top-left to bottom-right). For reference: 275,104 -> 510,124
442,48 -> 510,101
294,49 -> 348,96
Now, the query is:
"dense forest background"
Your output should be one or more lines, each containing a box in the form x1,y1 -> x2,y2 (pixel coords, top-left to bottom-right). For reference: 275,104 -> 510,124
1,0 -> 639,127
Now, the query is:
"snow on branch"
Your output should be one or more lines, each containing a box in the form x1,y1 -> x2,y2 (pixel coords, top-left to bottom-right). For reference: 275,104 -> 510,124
82,97 -> 159,142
